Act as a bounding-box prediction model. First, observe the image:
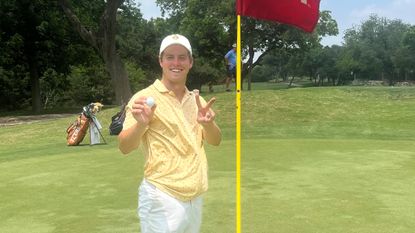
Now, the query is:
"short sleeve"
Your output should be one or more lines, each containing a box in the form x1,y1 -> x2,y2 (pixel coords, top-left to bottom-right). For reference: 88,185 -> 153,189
122,99 -> 136,131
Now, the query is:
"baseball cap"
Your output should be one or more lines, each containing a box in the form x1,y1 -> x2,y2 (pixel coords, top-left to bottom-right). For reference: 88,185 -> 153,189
159,34 -> 192,56
232,43 -> 237,48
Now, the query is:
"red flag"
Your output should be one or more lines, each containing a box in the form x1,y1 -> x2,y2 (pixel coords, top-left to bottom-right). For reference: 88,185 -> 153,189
237,0 -> 320,33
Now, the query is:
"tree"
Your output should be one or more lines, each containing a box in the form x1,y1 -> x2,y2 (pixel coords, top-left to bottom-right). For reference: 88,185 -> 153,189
317,46 -> 341,85
116,6 -> 163,89
343,15 -> 411,84
156,0 -> 231,90
156,0 -> 338,90
59,0 -> 132,104
240,10 -> 339,88
0,0 -> 86,112
393,26 -> 415,81
238,10 -> 338,90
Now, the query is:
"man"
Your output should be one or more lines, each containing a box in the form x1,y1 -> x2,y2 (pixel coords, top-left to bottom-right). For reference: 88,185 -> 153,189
224,43 -> 236,92
118,34 -> 222,233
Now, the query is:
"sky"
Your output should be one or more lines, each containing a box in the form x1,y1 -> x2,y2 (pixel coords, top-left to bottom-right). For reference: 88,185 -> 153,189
135,0 -> 415,46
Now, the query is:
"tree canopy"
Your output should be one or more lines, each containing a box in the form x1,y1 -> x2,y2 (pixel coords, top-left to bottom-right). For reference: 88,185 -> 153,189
1,1 -> 414,113
254,15 -> 415,86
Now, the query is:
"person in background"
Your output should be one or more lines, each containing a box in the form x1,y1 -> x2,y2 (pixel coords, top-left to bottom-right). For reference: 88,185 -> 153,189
224,43 -> 236,92
118,34 -> 222,233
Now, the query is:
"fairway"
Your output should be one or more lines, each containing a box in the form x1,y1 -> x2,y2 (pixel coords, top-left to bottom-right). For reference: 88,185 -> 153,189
1,85 -> 415,232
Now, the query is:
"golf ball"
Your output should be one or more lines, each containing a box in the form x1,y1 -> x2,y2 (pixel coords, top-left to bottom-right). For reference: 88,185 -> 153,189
146,97 -> 155,107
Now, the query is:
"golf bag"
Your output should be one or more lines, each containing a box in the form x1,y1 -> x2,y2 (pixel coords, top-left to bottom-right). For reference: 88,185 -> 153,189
109,103 -> 127,135
66,102 -> 106,146
66,113 -> 90,146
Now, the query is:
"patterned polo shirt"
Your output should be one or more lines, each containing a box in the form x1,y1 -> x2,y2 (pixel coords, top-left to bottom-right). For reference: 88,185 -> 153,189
123,79 -> 208,201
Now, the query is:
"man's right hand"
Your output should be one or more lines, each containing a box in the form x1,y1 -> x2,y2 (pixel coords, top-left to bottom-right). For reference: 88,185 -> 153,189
131,96 -> 157,126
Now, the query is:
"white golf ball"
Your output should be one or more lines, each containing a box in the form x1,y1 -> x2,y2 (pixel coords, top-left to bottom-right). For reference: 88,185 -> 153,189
146,97 -> 155,107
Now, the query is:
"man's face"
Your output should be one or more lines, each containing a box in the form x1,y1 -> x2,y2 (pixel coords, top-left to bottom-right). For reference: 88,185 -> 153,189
159,44 -> 193,84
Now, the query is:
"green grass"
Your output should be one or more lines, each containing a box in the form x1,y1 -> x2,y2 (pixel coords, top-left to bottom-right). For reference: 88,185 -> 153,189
242,139 -> 415,233
1,85 -> 415,232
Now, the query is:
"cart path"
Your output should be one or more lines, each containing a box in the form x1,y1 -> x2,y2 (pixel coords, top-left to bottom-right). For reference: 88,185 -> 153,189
0,114 -> 74,126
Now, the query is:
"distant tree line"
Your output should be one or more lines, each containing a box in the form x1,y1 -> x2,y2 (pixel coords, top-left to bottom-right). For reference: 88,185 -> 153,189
250,15 -> 415,86
5,1 -> 413,113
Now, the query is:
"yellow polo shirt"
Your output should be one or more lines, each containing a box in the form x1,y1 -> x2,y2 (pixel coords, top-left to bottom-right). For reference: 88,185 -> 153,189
123,79 -> 208,201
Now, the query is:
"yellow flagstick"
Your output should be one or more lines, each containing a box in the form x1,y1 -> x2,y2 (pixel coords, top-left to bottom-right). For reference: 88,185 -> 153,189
236,14 -> 242,233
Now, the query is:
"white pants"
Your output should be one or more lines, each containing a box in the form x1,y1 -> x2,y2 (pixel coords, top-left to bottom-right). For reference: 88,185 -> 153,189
138,179 -> 203,233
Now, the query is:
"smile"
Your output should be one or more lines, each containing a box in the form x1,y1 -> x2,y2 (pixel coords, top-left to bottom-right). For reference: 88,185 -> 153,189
170,68 -> 183,73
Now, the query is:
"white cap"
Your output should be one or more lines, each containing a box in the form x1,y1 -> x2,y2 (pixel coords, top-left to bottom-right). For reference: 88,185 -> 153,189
159,34 -> 192,56
232,43 -> 237,48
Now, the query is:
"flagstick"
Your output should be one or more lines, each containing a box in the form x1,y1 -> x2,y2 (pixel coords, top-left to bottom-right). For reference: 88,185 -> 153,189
236,14 -> 242,233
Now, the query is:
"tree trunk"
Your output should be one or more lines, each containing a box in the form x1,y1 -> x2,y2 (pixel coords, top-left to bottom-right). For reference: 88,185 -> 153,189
103,53 -> 132,104
98,0 -> 132,104
28,56 -> 41,113
59,0 -> 132,105
246,43 -> 255,91
21,0 -> 41,113
288,76 -> 295,87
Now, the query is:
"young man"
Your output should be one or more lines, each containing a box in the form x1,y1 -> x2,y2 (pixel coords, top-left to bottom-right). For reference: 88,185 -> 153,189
224,43 -> 236,92
118,34 -> 221,233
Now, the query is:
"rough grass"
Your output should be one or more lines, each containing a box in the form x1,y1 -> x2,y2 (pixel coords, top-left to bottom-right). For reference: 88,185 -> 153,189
1,84 -> 415,232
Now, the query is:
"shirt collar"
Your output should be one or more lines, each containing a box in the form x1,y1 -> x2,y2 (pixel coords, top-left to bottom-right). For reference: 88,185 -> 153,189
153,79 -> 169,93
153,79 -> 193,98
